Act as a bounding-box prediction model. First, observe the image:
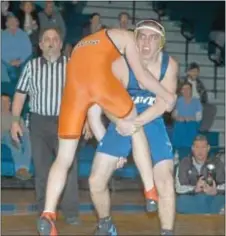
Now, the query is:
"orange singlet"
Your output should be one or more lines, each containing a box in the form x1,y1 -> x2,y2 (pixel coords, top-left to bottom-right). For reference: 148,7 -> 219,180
58,29 -> 133,139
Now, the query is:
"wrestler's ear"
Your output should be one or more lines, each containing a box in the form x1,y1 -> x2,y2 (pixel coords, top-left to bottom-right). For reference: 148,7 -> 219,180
59,41 -> 63,50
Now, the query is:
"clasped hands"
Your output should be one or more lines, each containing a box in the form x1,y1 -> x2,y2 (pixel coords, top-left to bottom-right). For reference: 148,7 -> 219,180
116,118 -> 142,136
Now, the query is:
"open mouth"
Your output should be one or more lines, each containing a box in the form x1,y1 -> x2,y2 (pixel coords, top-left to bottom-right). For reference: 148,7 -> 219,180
142,47 -> 151,54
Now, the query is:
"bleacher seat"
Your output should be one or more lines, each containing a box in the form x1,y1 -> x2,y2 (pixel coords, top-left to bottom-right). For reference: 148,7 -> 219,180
165,2 -> 221,43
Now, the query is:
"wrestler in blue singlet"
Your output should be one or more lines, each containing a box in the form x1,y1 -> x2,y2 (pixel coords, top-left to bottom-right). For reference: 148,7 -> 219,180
96,52 -> 173,165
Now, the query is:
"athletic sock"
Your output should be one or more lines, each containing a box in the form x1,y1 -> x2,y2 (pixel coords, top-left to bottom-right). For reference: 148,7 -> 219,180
144,186 -> 158,202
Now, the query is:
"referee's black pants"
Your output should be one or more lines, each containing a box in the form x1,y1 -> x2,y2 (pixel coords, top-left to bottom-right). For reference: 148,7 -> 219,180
30,113 -> 79,217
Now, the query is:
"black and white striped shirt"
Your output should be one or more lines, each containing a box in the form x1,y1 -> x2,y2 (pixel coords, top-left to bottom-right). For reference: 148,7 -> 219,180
16,56 -> 67,116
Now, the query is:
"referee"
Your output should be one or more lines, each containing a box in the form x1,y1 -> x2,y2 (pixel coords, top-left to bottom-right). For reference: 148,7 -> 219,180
11,27 -> 80,224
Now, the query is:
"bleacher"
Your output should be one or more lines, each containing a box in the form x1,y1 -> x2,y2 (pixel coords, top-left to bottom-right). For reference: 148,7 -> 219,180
1,1 -> 225,186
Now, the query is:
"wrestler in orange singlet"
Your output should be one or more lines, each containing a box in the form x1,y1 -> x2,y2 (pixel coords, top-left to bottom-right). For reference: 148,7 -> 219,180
59,29 -> 133,139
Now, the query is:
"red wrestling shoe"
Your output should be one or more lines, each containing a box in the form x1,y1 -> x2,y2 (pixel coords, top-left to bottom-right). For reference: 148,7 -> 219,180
144,187 -> 158,212
37,212 -> 58,236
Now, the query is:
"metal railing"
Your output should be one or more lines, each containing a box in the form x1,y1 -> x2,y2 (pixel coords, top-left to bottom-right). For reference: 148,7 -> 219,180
152,2 -> 167,21
208,40 -> 224,98
180,18 -> 195,70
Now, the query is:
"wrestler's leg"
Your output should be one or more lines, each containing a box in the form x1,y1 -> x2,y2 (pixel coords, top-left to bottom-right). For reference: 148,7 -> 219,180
89,152 -> 118,218
154,160 -> 175,235
89,152 -> 119,235
38,76 -> 89,236
131,129 -> 158,206
95,78 -> 157,209
116,107 -> 157,204
43,139 -> 79,213
38,139 -> 80,236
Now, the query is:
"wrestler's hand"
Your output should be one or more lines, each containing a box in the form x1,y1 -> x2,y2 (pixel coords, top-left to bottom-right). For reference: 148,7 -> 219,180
82,120 -> 93,140
116,157 -> 127,169
116,119 -> 140,136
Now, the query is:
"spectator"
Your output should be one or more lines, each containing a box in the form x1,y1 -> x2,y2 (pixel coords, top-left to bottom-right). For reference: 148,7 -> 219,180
82,13 -> 105,37
1,62 -> 10,83
17,1 -> 39,55
1,94 -> 32,180
175,135 -> 225,214
38,1 -> 66,41
172,82 -> 202,148
1,15 -> 32,84
209,3 -> 225,63
10,27 -> 79,224
62,1 -> 87,57
34,1 -> 59,12
117,12 -> 134,30
182,62 -> 217,132
1,62 -> 13,97
1,1 -> 12,29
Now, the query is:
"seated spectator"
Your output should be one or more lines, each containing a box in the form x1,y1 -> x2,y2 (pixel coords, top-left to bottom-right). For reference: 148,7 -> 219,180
1,94 -> 32,180
209,3 -> 225,63
1,62 -> 10,83
181,62 -> 217,132
1,62 -> 14,97
17,1 -> 39,55
38,1 -> 66,41
175,135 -> 225,214
82,13 -> 105,37
1,15 -> 32,84
1,1 -> 12,29
172,82 -> 202,148
116,12 -> 134,31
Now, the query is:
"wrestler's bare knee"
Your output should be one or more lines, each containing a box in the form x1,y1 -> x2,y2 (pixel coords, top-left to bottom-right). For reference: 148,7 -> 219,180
54,138 -> 79,170
89,174 -> 106,194
89,153 -> 118,193
154,160 -> 174,197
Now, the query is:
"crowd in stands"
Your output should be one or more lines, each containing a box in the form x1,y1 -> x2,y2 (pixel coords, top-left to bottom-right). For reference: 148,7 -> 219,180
172,62 -> 217,149
1,1 -> 225,215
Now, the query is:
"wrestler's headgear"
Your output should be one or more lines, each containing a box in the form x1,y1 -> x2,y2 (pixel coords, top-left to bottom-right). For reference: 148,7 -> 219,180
134,19 -> 166,49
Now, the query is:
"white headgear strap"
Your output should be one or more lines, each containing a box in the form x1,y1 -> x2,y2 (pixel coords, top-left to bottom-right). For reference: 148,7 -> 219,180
135,25 -> 164,36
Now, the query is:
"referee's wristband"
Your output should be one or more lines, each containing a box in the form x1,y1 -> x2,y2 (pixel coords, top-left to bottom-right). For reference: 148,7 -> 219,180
12,116 -> 21,123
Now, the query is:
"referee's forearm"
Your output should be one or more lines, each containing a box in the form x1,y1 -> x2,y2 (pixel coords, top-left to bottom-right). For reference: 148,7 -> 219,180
12,92 -> 27,118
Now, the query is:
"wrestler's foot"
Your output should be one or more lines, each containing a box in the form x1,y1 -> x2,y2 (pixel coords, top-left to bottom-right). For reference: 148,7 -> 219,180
37,212 -> 57,236
94,217 -> 117,236
146,199 -> 158,212
145,187 -> 158,212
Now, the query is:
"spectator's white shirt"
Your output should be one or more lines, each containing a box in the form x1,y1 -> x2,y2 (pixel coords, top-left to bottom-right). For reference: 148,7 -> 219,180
24,14 -> 33,35
188,79 -> 200,99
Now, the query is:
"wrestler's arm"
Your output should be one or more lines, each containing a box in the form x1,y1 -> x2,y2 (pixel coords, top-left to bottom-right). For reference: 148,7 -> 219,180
135,58 -> 179,126
104,57 -> 130,123
87,104 -> 106,142
124,32 -> 176,108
